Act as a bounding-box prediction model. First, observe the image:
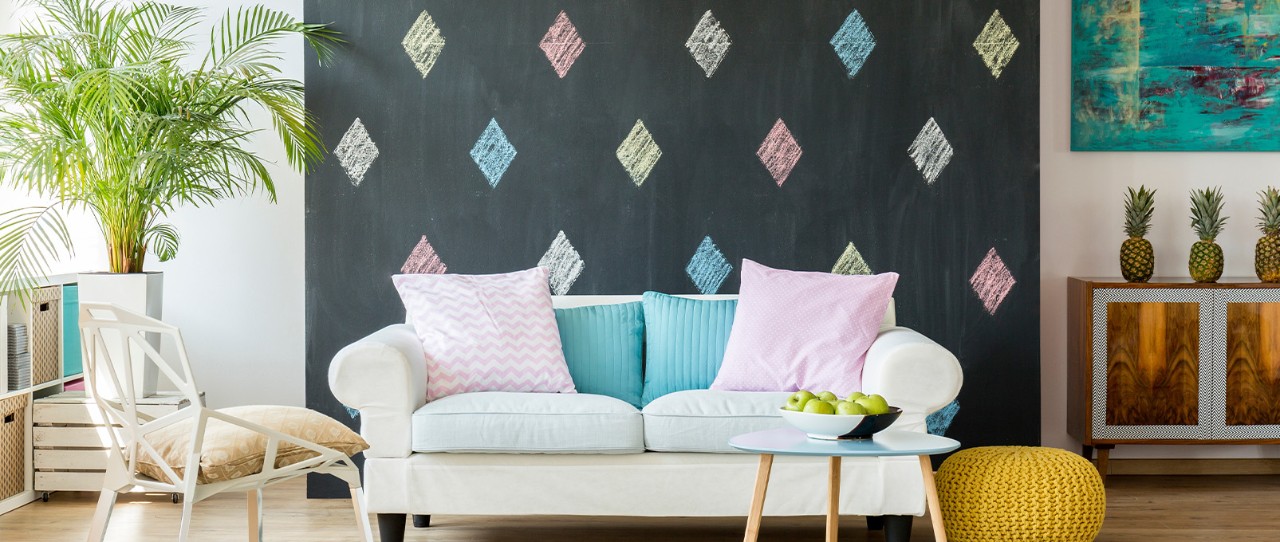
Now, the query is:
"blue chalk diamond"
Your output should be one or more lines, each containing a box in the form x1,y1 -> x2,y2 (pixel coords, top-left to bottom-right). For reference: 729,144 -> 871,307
344,406 -> 360,419
927,400 -> 960,436
685,236 -> 733,295
830,10 -> 876,79
470,118 -> 517,188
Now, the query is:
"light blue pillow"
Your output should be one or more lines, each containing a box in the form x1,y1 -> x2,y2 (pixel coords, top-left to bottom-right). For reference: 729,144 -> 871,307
555,302 -> 645,408
640,292 -> 737,406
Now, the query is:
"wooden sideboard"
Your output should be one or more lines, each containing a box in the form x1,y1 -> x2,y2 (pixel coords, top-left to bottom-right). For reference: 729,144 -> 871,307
1068,278 -> 1280,482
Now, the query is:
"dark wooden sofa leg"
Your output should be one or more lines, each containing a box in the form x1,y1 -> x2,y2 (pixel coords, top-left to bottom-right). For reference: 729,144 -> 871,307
883,515 -> 913,542
412,514 -> 432,528
866,515 -> 885,530
377,513 -> 406,542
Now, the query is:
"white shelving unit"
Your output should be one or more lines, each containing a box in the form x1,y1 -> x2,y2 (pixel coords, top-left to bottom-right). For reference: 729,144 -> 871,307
0,274 -> 82,515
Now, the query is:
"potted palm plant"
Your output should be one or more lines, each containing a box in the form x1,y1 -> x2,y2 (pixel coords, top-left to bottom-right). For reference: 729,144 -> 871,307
0,0 -> 339,396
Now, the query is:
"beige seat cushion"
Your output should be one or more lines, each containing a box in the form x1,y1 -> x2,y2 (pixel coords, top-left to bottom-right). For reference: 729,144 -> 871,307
135,405 -> 368,484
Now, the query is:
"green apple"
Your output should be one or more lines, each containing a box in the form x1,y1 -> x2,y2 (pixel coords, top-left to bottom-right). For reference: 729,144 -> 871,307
816,391 -> 838,402
854,394 -> 891,415
803,399 -> 836,415
785,390 -> 816,411
836,401 -> 867,416
845,391 -> 866,402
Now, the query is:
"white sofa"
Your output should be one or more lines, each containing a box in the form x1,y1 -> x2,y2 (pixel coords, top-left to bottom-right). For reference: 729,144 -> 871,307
329,295 -> 963,542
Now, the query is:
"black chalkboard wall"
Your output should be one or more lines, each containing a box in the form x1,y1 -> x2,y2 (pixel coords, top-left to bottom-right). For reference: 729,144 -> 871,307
304,1 -> 1040,497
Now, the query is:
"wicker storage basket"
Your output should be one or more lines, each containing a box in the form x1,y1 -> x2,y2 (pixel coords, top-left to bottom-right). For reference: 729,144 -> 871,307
0,394 -> 28,500
31,286 -> 61,386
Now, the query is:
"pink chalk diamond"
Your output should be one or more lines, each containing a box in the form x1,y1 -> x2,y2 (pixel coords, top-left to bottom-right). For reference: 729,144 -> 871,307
969,247 -> 1015,315
401,235 -> 447,275
539,11 -> 585,79
756,119 -> 803,187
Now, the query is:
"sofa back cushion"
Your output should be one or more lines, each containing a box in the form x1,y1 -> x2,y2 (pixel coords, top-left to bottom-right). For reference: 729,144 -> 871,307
393,267 -> 576,401
555,302 -> 645,408
710,259 -> 898,395
640,292 -> 737,406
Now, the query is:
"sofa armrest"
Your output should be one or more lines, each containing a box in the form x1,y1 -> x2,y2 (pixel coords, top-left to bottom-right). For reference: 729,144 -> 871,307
862,327 -> 962,421
328,324 -> 427,458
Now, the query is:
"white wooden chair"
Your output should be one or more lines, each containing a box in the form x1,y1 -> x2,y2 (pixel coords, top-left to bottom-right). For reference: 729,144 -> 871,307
79,303 -> 373,542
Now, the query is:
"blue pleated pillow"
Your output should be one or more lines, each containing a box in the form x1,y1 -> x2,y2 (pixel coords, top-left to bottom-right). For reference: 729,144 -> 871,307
640,292 -> 738,406
555,302 -> 645,408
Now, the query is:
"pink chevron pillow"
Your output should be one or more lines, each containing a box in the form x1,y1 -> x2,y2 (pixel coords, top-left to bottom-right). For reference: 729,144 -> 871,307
710,259 -> 898,395
393,267 -> 576,401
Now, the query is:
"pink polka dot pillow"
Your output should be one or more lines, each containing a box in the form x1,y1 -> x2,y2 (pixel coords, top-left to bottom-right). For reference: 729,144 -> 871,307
710,259 -> 898,395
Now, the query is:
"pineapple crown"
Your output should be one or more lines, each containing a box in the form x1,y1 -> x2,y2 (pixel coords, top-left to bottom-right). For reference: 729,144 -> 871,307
1189,186 -> 1228,241
1123,185 -> 1156,238
1257,186 -> 1280,236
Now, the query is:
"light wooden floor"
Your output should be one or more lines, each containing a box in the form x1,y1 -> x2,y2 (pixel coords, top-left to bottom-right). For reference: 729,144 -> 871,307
2,475 -> 1280,541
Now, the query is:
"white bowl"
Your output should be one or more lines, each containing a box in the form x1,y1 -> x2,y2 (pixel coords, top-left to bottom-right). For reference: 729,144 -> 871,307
778,407 -> 903,440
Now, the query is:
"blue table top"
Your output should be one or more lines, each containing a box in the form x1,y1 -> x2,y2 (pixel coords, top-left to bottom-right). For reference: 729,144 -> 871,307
729,428 -> 960,457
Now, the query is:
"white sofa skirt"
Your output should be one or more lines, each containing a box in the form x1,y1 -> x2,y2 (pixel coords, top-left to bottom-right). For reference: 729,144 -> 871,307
363,452 -> 926,517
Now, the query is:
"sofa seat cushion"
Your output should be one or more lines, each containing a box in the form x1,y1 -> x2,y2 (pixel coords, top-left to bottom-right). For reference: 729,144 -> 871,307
642,390 -> 791,453
412,392 -> 643,454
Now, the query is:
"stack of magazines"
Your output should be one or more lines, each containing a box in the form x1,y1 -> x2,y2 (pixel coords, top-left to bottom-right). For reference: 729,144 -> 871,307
7,324 -> 30,391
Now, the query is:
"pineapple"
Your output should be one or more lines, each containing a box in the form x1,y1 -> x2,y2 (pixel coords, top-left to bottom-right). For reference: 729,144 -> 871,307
1255,187 -> 1280,282
1188,187 -> 1228,283
1120,186 -> 1156,282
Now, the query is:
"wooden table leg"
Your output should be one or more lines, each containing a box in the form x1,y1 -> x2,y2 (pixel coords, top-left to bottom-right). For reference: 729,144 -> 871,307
744,454 -> 774,542
919,455 -> 947,542
1096,445 -> 1113,486
826,456 -> 841,542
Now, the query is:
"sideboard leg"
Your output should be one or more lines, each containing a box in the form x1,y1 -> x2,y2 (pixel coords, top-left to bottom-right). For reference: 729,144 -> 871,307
866,515 -> 885,531
1096,445 -> 1114,486
376,513 -> 406,542
412,514 -> 431,528
883,515 -> 914,542
1082,444 -> 1094,461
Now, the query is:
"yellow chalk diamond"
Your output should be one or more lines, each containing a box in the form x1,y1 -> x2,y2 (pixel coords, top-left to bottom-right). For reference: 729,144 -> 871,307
615,120 -> 662,187
973,10 -> 1018,79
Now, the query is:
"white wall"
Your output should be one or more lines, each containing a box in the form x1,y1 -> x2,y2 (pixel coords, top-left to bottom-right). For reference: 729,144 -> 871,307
0,0 -> 306,409
1041,1 -> 1280,458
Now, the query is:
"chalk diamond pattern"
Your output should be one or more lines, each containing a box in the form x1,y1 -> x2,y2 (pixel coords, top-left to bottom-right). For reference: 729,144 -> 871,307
686,10 -> 732,78
401,235 -> 447,275
403,10 -> 446,79
970,247 -> 1016,315
830,10 -> 876,79
540,11 -> 586,78
686,236 -> 733,295
757,119 -> 803,187
973,10 -> 1019,78
344,406 -> 360,419
832,242 -> 872,275
616,120 -> 662,186
334,118 -> 378,186
538,230 -> 585,295
470,119 -> 517,188
908,118 -> 954,185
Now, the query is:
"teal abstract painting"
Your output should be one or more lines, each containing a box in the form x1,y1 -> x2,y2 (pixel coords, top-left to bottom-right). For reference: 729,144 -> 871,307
1073,0 -> 1280,151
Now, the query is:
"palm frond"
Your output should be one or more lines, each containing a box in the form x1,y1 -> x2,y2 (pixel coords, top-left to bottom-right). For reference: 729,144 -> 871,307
145,222 -> 179,262
0,206 -> 73,302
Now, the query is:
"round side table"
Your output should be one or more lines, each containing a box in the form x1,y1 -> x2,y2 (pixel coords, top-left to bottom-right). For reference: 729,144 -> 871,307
729,428 -> 960,542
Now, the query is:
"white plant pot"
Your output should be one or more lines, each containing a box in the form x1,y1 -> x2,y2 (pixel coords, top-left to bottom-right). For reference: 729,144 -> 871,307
77,272 -> 163,399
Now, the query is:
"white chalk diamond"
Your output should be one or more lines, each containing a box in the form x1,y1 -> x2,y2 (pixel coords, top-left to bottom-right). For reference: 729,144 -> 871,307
334,118 -> 378,186
538,231 -> 584,295
907,118 -> 953,185
685,10 -> 731,78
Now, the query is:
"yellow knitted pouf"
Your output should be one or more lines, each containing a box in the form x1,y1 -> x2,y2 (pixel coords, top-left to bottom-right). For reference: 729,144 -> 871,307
935,446 -> 1105,542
